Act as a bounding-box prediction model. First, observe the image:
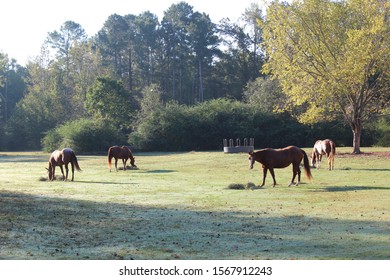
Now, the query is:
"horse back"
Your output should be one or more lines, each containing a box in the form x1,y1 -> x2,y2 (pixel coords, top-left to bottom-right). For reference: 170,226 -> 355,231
109,145 -> 131,158
49,150 -> 64,166
254,146 -> 302,168
321,139 -> 335,156
61,148 -> 75,164
313,140 -> 323,154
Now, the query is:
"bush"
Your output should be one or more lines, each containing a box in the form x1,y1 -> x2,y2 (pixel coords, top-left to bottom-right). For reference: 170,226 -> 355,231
372,116 -> 390,147
129,98 -> 313,151
42,118 -> 126,153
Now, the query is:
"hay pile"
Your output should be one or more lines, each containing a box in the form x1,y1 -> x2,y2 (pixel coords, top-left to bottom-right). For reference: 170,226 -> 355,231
227,182 -> 262,190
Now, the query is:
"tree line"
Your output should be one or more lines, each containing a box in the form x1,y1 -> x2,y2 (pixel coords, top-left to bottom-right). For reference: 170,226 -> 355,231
0,0 -> 389,153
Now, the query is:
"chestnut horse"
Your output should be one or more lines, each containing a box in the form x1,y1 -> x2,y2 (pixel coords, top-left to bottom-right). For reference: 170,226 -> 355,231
108,146 -> 136,172
46,148 -> 81,181
249,146 -> 312,187
311,139 -> 336,170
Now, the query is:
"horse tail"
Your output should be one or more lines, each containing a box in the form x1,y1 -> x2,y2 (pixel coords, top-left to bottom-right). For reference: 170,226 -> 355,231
72,151 -> 82,171
331,141 -> 336,156
301,149 -> 313,181
108,147 -> 113,170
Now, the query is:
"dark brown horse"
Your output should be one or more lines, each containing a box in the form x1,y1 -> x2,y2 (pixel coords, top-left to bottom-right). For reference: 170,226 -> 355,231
46,148 -> 81,181
311,139 -> 336,170
108,146 -> 136,172
249,146 -> 312,187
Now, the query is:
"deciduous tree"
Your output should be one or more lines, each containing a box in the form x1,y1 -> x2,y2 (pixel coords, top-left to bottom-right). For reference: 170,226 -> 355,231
262,0 -> 390,153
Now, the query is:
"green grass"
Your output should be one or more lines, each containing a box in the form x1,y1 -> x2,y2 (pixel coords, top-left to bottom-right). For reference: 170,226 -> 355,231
0,147 -> 389,259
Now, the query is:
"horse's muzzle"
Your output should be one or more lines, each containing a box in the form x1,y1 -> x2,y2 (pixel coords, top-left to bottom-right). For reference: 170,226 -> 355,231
249,158 -> 254,169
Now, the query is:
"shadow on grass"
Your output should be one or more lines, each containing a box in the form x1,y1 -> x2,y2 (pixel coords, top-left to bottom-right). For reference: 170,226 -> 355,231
76,180 -> 137,185
144,170 -> 176,174
338,168 -> 390,172
0,155 -> 47,163
1,190 -> 389,260
311,186 -> 390,192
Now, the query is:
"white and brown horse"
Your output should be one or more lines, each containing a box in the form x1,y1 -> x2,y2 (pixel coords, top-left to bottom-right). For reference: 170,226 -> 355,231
311,139 -> 336,170
47,148 -> 81,181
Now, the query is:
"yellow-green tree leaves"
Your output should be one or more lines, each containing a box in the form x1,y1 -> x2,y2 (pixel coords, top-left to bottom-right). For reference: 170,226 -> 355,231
262,0 -> 390,153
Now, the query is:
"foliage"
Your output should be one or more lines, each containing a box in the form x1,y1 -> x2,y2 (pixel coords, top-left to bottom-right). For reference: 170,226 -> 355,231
262,0 -> 390,153
85,77 -> 136,131
243,76 -> 284,112
41,118 -> 126,153
371,115 -> 390,147
130,98 -> 313,151
1,1 -> 389,152
6,90 -> 66,150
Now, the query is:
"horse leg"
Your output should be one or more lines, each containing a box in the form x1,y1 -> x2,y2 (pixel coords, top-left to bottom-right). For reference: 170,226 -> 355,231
329,154 -> 334,170
318,154 -> 322,169
114,158 -> 118,172
260,167 -> 268,187
296,164 -> 301,185
58,166 -> 65,181
71,162 -> 75,181
289,164 -> 300,186
123,158 -> 128,171
331,155 -> 334,170
269,168 -> 277,187
64,164 -> 69,181
51,166 -> 56,181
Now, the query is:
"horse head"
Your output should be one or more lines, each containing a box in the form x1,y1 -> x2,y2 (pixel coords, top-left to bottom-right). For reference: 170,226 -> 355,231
46,167 -> 53,181
248,152 -> 255,169
130,156 -> 137,168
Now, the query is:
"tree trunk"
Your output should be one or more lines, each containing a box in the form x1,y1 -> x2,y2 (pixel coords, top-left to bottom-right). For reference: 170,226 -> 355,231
128,48 -> 133,91
198,60 -> 204,102
351,120 -> 362,154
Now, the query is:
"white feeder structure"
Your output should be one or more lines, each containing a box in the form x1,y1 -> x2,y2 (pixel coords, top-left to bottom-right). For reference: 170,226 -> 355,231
223,138 -> 254,153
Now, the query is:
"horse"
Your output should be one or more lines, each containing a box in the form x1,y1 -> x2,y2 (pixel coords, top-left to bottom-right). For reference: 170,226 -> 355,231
311,139 -> 336,170
249,146 -> 312,187
108,146 -> 137,172
46,148 -> 81,181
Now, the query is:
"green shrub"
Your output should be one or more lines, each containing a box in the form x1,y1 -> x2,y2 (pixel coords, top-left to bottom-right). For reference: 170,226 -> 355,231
129,98 -> 313,151
374,116 -> 390,147
42,118 -> 126,153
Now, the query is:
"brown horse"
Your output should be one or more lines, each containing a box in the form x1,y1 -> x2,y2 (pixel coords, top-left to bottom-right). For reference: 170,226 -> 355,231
108,146 -> 136,172
249,146 -> 312,187
46,148 -> 81,181
311,139 -> 336,170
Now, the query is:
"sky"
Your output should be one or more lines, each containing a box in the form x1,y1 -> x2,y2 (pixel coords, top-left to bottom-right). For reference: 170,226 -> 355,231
1,0 -> 264,66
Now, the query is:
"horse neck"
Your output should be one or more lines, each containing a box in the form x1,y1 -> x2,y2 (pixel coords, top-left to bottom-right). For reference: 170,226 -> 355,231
253,151 -> 265,163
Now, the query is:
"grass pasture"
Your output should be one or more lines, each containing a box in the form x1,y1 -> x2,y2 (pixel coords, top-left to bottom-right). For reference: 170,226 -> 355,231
0,147 -> 389,260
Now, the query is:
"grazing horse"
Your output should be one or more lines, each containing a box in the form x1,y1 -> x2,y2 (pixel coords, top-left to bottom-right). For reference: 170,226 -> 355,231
311,139 -> 336,170
46,148 -> 81,181
108,146 -> 136,172
249,146 -> 312,187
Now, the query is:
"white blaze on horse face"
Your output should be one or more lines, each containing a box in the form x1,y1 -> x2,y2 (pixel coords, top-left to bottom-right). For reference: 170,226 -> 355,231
249,156 -> 255,169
